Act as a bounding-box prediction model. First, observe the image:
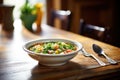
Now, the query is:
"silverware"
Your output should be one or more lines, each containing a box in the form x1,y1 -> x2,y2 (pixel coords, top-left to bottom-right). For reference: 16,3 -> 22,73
81,48 -> 106,66
92,44 -> 117,64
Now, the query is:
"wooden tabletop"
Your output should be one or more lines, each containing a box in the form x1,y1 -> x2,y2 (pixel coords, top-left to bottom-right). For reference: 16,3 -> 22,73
0,20 -> 120,80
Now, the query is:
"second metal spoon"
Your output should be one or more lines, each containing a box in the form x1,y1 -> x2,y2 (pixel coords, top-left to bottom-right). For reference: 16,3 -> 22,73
92,44 -> 117,64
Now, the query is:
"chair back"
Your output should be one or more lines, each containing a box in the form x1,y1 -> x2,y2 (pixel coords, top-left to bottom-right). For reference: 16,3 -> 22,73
50,10 -> 71,31
79,19 -> 110,42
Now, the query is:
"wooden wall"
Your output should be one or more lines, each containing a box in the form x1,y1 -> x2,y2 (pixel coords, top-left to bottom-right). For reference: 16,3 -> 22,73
46,0 -> 120,47
47,0 -> 114,33
0,0 -> 3,4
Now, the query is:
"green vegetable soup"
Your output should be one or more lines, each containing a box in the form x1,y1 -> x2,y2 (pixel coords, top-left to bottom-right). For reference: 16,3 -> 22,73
29,41 -> 77,54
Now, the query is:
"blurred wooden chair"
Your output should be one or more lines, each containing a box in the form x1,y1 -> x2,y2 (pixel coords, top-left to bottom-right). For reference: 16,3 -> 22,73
79,19 -> 112,42
50,10 -> 71,31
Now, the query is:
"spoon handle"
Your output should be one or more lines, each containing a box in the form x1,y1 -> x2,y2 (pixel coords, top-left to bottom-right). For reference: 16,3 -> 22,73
102,51 -> 117,64
90,54 -> 106,66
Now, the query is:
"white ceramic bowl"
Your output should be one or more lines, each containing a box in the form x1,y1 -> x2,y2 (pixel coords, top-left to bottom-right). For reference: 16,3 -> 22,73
23,38 -> 82,66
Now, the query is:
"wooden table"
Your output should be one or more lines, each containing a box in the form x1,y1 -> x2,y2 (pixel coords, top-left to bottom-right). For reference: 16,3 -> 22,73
0,19 -> 120,80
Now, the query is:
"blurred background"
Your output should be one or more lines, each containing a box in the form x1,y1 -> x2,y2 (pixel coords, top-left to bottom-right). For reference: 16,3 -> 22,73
0,0 -> 120,47
2,0 -> 46,24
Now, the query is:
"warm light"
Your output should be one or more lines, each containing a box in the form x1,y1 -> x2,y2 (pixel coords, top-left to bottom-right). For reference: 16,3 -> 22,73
89,25 -> 105,32
93,26 -> 105,31
56,10 -> 71,15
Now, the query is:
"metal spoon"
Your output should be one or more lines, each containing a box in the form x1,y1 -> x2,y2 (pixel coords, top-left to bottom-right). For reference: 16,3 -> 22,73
92,44 -> 117,64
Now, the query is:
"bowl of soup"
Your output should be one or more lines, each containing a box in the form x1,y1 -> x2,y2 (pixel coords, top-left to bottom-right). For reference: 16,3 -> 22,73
23,38 -> 82,66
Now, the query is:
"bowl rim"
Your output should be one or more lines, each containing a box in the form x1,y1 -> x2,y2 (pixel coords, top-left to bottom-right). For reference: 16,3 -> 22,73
23,38 -> 83,56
